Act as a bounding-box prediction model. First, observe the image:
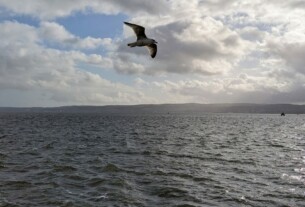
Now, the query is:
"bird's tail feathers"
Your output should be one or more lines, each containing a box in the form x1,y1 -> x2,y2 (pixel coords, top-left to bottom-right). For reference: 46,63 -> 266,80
127,43 -> 137,47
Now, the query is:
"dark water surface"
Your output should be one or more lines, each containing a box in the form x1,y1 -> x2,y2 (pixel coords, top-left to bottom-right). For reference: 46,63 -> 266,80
0,113 -> 305,207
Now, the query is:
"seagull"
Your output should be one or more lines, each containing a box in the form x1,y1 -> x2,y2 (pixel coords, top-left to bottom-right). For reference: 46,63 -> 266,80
124,22 -> 158,58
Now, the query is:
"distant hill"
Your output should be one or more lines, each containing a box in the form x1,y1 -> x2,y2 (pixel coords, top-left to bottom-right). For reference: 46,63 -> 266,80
0,103 -> 305,114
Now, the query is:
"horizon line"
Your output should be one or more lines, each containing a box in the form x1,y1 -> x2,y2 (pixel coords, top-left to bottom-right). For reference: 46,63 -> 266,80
0,102 -> 304,108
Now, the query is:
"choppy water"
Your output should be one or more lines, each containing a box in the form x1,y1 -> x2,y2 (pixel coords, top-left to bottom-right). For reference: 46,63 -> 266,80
0,112 -> 305,207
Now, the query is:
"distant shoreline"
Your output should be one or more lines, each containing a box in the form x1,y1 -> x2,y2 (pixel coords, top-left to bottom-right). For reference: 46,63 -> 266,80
1,103 -> 305,114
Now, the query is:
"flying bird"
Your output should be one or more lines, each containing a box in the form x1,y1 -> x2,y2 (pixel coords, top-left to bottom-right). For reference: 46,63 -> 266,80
124,22 -> 158,58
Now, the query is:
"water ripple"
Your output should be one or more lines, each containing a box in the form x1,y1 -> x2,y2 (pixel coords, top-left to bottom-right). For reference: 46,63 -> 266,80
0,113 -> 305,206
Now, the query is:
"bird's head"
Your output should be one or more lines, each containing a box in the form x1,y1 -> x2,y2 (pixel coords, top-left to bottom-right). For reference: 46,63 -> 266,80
152,39 -> 158,44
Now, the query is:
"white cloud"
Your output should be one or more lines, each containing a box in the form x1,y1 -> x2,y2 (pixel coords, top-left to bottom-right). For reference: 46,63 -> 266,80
39,22 -> 112,49
0,21 -> 153,105
114,13 -> 250,75
1,0 -> 305,105
267,40 -> 305,75
149,73 -> 305,104
0,0 -> 169,20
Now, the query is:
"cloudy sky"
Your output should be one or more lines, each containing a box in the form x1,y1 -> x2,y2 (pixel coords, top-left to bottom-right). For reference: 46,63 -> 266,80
0,0 -> 304,107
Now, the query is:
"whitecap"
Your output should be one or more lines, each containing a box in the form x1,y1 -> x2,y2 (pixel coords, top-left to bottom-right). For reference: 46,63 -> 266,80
96,193 -> 108,199
294,168 -> 305,174
281,173 -> 289,179
289,175 -> 304,182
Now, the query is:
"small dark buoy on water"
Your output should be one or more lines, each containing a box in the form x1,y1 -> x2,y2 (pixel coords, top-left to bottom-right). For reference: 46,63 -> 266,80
281,112 -> 285,116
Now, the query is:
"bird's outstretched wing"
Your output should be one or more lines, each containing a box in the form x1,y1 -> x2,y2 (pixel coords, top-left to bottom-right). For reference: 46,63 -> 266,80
146,44 -> 157,58
124,22 -> 147,40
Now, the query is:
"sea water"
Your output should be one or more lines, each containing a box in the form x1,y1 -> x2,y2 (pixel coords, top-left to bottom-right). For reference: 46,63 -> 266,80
0,112 -> 305,206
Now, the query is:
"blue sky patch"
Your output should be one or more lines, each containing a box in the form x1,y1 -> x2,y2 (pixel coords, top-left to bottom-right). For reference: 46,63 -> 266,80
0,7 -> 40,26
57,12 -> 127,39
